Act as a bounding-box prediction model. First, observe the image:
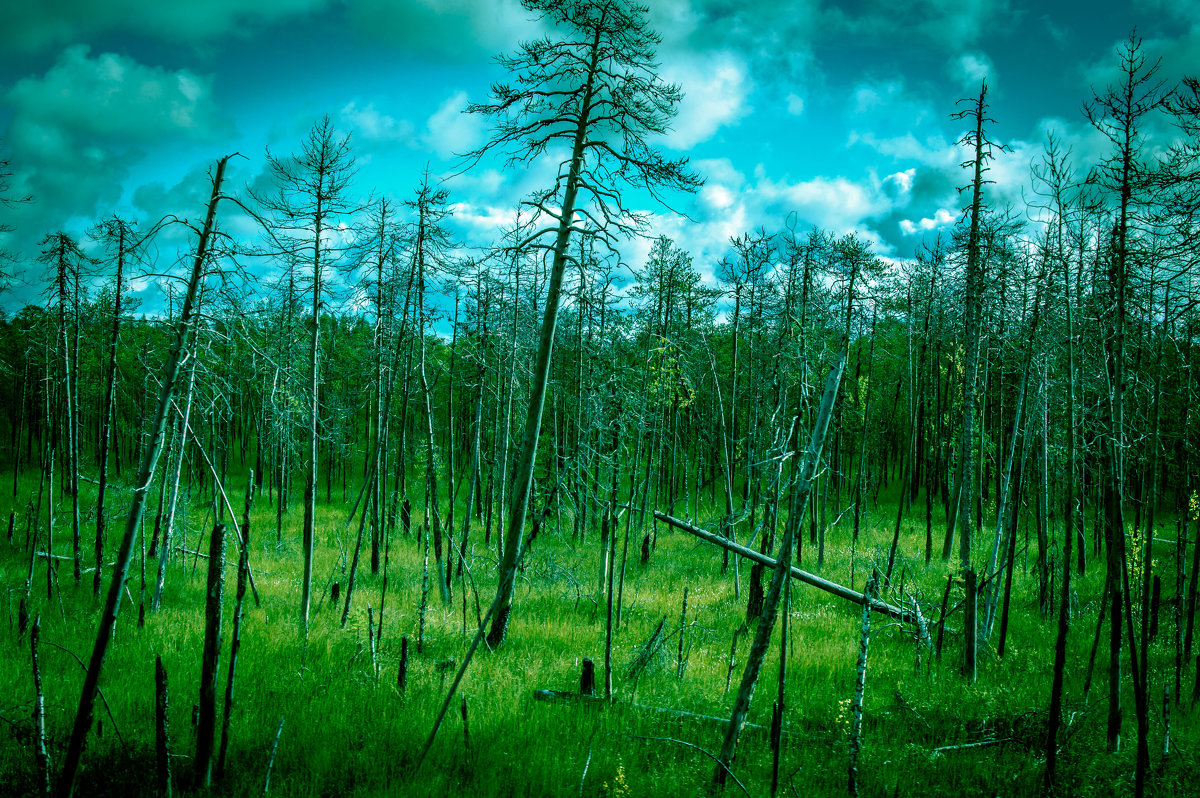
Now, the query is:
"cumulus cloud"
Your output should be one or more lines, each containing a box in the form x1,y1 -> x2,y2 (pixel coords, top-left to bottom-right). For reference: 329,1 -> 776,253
661,52 -> 752,149
653,157 -> 911,280
900,208 -> 956,235
952,52 -> 994,88
883,168 -> 916,198
424,91 -> 485,160
7,46 -> 224,142
340,102 -> 417,145
1,46 -> 228,261
755,173 -> 894,233
785,94 -> 805,116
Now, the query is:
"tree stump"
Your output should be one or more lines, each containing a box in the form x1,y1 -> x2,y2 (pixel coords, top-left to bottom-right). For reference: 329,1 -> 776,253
580,658 -> 595,695
155,656 -> 172,798
397,636 -> 408,694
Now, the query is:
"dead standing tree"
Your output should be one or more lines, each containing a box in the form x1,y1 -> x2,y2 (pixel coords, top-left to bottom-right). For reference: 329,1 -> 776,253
944,80 -> 1003,572
251,116 -> 358,639
88,216 -> 136,599
38,233 -> 87,587
57,155 -> 233,798
1084,32 -> 1168,793
465,0 -> 702,648
407,172 -> 457,604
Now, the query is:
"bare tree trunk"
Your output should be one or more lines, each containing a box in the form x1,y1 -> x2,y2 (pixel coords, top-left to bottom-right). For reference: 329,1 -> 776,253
300,201 -> 324,640
57,156 -> 230,798
95,221 -> 128,597
945,81 -> 993,567
217,474 -> 254,781
155,656 -> 172,798
195,522 -> 226,788
32,615 -> 50,798
486,28 -> 603,647
715,353 -> 844,787
848,572 -> 879,798
151,346 -> 199,612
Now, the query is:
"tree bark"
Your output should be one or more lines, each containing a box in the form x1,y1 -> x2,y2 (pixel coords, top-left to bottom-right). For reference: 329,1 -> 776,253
714,354 -> 845,787
57,156 -> 230,798
486,24 -> 603,647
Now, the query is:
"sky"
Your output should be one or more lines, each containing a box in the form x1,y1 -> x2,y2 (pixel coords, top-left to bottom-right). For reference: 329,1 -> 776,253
0,0 -> 1197,315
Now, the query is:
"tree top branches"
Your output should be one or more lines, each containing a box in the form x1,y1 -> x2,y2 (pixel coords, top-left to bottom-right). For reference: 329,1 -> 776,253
465,0 -> 702,256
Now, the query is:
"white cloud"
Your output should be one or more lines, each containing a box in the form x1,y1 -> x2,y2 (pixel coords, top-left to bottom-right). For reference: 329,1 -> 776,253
341,102 -> 416,145
883,168 -> 916,198
850,131 -> 959,168
952,52 -> 994,87
701,184 -> 737,211
6,45 -> 224,142
900,208 -> 955,235
424,91 -> 484,160
756,174 -> 893,233
786,93 -> 805,116
694,157 -> 745,189
661,52 -> 752,149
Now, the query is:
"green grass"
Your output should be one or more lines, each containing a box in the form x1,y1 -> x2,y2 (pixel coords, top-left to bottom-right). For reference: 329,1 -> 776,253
1,470 -> 1196,797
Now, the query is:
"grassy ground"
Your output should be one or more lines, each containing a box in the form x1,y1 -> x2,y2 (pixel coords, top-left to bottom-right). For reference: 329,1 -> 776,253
1,469 -> 1196,797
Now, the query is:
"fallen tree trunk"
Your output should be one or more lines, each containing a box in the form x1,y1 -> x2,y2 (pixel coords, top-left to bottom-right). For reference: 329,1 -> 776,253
654,511 -> 917,626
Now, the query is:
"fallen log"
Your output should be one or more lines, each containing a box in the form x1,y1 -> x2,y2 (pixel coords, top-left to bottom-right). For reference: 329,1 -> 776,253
654,511 -> 917,626
932,737 -> 1009,755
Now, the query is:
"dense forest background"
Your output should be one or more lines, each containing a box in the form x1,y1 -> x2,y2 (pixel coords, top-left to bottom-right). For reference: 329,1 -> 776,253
1,2 -> 1199,796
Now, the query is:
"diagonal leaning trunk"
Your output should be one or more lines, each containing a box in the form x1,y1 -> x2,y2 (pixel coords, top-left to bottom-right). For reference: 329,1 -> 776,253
56,156 -> 230,798
485,24 -> 603,649
715,352 -> 845,788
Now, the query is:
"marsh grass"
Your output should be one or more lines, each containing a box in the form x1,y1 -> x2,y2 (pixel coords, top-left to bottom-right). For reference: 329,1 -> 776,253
1,471 -> 1195,796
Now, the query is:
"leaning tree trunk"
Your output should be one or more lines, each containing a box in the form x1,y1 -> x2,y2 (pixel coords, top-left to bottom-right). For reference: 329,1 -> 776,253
715,353 -> 845,788
57,156 -> 230,798
486,27 -> 602,648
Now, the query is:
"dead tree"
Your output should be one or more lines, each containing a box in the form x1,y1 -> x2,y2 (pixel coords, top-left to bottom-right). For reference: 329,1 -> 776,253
195,522 -> 226,788
252,116 -> 358,639
715,353 -> 845,788
468,0 -> 702,647
57,155 -> 232,798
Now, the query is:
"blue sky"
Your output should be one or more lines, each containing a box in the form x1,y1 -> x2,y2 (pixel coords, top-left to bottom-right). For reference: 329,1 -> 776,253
0,0 -> 1196,313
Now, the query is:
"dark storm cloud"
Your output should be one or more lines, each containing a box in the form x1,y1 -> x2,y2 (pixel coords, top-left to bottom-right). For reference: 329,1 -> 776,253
0,0 -> 330,53
0,46 -> 229,276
